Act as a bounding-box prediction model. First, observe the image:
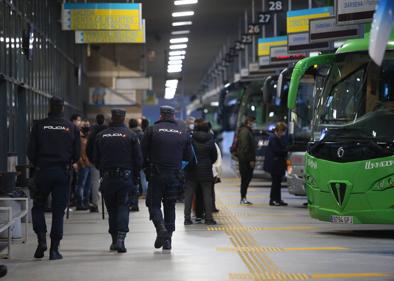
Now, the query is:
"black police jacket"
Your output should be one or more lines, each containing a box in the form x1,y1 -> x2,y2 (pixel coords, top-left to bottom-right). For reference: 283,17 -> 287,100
185,131 -> 218,182
27,113 -> 81,168
94,123 -> 142,171
142,119 -> 192,169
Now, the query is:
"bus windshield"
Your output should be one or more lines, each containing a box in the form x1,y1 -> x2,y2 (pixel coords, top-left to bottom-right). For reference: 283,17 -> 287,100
312,51 -> 394,142
290,75 -> 315,142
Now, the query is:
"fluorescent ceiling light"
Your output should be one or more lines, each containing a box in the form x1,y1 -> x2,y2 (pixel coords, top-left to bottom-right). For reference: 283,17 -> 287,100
172,11 -> 194,17
167,69 -> 182,73
210,101 -> 219,107
171,30 -> 190,35
167,66 -> 183,73
174,0 -> 198,5
169,55 -> 185,61
169,50 -> 186,56
170,44 -> 187,50
170,37 -> 189,44
168,60 -> 183,65
165,87 -> 177,100
168,65 -> 183,71
166,79 -> 179,88
172,21 -> 192,27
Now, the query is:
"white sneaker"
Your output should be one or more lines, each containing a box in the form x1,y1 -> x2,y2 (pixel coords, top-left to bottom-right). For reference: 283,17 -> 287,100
240,198 -> 253,205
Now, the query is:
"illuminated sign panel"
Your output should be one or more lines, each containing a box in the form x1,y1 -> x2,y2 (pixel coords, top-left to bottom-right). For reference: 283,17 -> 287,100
258,36 -> 288,56
75,20 -> 146,43
287,7 -> 333,33
62,3 -> 142,30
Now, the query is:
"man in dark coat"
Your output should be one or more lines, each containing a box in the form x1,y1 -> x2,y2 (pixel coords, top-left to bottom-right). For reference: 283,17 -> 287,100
94,109 -> 142,253
237,116 -> 256,205
86,114 -> 108,212
27,96 -> 81,260
142,106 -> 192,251
264,122 -> 288,206
184,120 -> 218,225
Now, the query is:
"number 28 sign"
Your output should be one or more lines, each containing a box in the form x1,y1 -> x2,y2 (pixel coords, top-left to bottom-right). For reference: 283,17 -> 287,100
268,0 -> 283,11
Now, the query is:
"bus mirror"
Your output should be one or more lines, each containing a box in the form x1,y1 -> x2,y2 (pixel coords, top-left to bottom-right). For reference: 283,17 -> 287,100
288,54 -> 335,110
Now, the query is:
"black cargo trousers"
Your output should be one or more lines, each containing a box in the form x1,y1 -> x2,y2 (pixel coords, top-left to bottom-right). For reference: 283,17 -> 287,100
146,166 -> 181,235
100,170 -> 136,235
31,166 -> 70,241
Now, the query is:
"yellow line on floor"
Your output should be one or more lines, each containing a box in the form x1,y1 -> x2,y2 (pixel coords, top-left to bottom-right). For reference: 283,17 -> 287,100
310,273 -> 394,279
217,246 -> 349,253
229,272 -> 394,280
208,226 -> 316,232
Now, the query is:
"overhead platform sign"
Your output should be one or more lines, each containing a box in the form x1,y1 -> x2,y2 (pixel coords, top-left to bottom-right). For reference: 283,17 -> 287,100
270,46 -> 306,64
336,0 -> 377,25
75,20 -> 146,44
287,7 -> 333,52
287,7 -> 333,33
258,36 -> 287,56
258,36 -> 287,66
309,17 -> 362,43
62,3 -> 142,31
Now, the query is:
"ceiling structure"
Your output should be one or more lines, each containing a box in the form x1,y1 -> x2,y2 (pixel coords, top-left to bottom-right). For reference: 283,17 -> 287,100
87,0 -> 329,99
142,0 -> 256,98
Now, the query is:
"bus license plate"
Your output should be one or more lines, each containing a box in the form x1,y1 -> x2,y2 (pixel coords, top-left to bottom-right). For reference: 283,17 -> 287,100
331,216 -> 353,224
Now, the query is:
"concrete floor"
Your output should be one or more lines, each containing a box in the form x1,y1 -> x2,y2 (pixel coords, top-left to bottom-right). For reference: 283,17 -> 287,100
1,177 -> 394,281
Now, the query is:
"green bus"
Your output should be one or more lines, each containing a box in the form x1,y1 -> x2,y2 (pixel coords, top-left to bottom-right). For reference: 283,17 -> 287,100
288,33 -> 394,224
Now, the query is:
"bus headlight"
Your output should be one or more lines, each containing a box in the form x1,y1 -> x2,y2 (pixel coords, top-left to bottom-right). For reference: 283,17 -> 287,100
372,176 -> 394,191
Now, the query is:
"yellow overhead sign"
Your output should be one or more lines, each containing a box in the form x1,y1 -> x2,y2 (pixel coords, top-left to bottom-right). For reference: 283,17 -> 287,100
75,20 -> 146,44
287,7 -> 333,33
258,36 -> 288,57
62,3 -> 142,31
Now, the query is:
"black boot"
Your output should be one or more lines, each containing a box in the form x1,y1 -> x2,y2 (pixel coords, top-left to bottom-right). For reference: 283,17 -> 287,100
49,239 -> 63,260
34,233 -> 47,259
163,233 -> 172,251
109,233 -> 117,251
116,232 -> 127,253
0,265 -> 7,278
154,223 -> 169,249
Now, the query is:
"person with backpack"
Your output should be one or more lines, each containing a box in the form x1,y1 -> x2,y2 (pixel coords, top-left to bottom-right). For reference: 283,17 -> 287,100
184,120 -> 218,225
236,116 -> 256,205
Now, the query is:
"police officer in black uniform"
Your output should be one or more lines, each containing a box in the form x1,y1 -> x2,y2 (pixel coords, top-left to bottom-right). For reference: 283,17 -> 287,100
142,106 -> 191,251
94,109 -> 142,253
27,96 -> 81,260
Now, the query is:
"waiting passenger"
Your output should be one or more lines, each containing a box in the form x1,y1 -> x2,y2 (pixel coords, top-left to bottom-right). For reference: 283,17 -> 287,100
128,118 -> 144,212
86,114 -> 108,213
264,122 -> 288,206
184,120 -> 218,225
212,141 -> 222,212
237,116 -> 257,205
28,96 -> 81,260
75,121 -> 92,211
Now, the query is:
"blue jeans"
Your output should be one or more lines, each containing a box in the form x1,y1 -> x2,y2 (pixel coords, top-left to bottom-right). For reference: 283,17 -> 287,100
76,167 -> 91,207
32,167 -> 70,240
146,167 -> 181,234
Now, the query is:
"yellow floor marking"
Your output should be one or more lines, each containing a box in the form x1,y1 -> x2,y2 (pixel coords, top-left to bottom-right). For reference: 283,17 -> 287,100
284,247 -> 349,251
208,226 -> 316,232
217,246 -> 349,253
216,182 -> 393,281
229,272 -> 393,280
223,202 -> 280,273
310,273 -> 394,279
